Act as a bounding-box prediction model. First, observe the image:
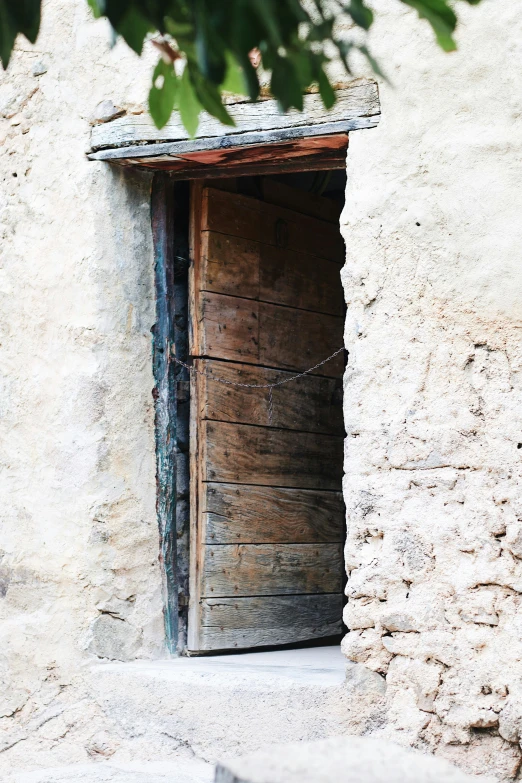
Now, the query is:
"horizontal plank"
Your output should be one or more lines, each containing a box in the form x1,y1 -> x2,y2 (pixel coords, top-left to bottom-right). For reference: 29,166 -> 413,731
261,178 -> 343,224
201,543 -> 343,596
201,232 -> 344,315
202,187 -> 345,263
87,117 -> 372,163
201,232 -> 259,300
197,594 -> 343,650
90,83 -> 380,152
153,153 -> 347,180
117,139 -> 347,178
259,302 -> 344,373
198,359 -> 344,434
197,291 -> 258,364
204,483 -> 345,544
202,420 -> 343,489
181,133 -> 347,165
197,292 -> 344,375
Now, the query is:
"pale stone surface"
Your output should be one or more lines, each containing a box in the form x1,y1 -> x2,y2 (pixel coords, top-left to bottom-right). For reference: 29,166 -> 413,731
91,99 -> 126,125
12,758 -> 213,783
0,0 -> 164,774
339,0 -> 522,779
1,0 -> 522,780
4,651 -> 385,775
215,737 -> 497,783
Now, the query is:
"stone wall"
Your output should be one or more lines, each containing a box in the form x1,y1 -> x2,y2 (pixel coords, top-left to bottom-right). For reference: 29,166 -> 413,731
1,0 -> 522,778
0,0 -> 165,762
340,0 -> 522,778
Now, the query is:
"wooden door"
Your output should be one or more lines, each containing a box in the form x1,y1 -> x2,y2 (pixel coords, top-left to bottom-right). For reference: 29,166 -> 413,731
187,183 -> 346,652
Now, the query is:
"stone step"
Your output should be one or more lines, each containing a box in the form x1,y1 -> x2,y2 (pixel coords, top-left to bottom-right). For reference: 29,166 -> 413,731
87,646 -> 386,764
12,758 -> 214,783
215,737 -> 497,783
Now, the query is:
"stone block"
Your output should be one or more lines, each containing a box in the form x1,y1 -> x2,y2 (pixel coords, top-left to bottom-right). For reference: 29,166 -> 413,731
214,737 -> 497,783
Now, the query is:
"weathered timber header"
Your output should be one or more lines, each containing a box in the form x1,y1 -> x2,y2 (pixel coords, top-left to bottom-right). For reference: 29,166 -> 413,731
88,80 -> 379,178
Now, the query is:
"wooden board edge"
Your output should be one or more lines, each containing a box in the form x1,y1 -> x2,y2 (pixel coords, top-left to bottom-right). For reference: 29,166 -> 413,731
89,83 -> 380,153
187,185 -> 204,651
198,619 -> 343,652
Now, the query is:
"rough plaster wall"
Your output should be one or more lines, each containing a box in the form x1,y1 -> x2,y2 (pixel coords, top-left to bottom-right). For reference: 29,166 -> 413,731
2,0 -> 522,778
0,0 -> 167,767
340,0 -> 522,778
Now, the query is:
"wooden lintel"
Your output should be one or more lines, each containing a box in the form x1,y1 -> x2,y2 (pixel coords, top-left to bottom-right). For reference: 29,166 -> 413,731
87,80 -> 380,176
89,81 -> 379,157
89,133 -> 348,179
88,117 -> 371,163
164,156 -> 346,181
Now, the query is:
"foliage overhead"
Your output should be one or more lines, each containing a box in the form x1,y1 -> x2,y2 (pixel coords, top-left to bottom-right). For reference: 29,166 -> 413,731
1,0 -> 483,135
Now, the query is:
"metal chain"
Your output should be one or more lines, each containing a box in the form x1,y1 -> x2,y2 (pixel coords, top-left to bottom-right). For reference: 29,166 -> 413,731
173,346 -> 345,424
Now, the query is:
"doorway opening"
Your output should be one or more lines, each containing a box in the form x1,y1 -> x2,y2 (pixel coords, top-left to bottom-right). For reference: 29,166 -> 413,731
163,167 -> 348,654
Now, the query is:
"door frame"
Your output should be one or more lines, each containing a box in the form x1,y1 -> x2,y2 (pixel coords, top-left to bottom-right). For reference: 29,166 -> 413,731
152,166 -> 350,654
89,81 -> 381,655
144,114 -> 380,654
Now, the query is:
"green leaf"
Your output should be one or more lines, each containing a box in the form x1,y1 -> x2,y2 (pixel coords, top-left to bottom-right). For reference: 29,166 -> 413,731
289,49 -> 313,88
164,17 -> 193,38
16,0 -> 41,43
347,0 -> 374,30
335,40 -> 354,75
194,7 -> 226,84
87,0 -> 104,19
316,66 -> 336,110
189,63 -> 235,126
178,65 -> 202,137
271,57 -> 303,112
149,58 -> 178,129
112,5 -> 152,55
307,18 -> 334,43
235,52 -> 260,101
400,0 -> 457,52
0,2 -> 17,68
0,0 -> 41,68
220,51 -> 247,95
250,0 -> 282,47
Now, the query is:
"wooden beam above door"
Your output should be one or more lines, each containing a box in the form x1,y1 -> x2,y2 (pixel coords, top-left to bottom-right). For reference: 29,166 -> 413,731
99,134 -> 349,178
87,81 -> 380,177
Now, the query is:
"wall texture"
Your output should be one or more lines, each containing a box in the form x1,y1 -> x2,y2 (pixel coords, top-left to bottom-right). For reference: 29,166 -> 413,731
1,0 -> 521,779
340,0 -> 522,778
0,0 -> 166,769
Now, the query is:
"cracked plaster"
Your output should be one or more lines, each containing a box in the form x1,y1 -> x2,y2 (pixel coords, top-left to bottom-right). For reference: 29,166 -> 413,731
1,0 -> 522,780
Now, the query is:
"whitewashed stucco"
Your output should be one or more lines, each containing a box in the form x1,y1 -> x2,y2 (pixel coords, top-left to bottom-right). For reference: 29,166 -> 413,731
340,0 -> 522,779
0,0 -> 521,779
0,0 -> 165,769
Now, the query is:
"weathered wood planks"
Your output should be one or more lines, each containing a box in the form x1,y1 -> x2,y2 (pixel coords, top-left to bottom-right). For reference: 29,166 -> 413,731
201,543 -> 343,596
202,187 -> 345,263
204,483 -> 344,544
188,182 -> 346,652
200,232 -> 344,315
260,178 -> 343,224
198,594 -> 343,650
201,420 -> 343,490
107,137 -> 348,179
197,360 -> 343,433
90,82 -> 380,153
196,292 -> 344,374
